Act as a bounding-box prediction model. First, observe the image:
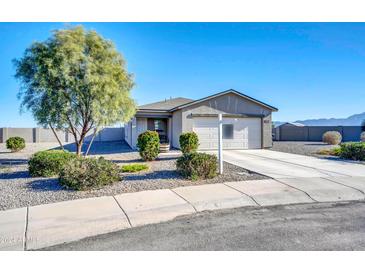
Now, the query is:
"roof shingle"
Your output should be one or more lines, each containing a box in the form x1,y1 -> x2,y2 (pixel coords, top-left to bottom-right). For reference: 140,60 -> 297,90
138,97 -> 194,111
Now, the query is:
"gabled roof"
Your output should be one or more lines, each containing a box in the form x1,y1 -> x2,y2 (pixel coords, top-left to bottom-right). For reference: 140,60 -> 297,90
170,89 -> 278,112
279,122 -> 305,127
137,89 -> 278,112
138,97 -> 194,111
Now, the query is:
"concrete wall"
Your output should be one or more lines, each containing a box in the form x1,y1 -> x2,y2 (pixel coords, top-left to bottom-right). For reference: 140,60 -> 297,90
39,128 -> 68,142
172,110 -> 182,148
0,127 -> 125,143
124,121 -> 132,147
128,117 -> 148,149
262,114 -> 272,148
274,125 -> 362,142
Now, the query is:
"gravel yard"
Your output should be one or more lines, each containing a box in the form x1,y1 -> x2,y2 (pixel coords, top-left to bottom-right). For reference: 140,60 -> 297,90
0,141 -> 267,211
270,141 -> 339,157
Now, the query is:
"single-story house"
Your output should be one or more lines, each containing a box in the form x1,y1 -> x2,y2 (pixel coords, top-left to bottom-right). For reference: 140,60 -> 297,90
272,122 -> 305,141
124,89 -> 278,150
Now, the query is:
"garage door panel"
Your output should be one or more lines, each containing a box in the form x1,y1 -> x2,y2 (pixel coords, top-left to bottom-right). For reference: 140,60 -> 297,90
193,117 -> 261,150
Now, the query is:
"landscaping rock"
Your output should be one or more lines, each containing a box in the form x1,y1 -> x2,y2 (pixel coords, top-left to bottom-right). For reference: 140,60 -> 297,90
0,141 -> 267,211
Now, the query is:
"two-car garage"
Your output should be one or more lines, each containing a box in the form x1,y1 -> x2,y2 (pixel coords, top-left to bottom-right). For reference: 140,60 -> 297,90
192,117 -> 262,150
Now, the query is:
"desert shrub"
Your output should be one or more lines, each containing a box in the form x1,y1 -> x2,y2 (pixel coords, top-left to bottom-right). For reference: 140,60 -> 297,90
137,131 -> 160,161
317,147 -> 341,156
179,132 -> 199,154
6,137 -> 25,152
28,150 -> 77,177
339,142 -> 365,161
176,152 -> 217,180
361,132 -> 365,142
121,163 -> 148,173
59,157 -> 120,190
322,131 -> 342,145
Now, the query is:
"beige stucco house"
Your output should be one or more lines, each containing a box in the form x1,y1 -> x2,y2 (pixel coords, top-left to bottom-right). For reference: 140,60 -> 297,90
124,89 -> 278,150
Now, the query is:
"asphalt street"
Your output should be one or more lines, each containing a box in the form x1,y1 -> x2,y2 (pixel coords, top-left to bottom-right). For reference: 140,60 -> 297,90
42,201 -> 365,251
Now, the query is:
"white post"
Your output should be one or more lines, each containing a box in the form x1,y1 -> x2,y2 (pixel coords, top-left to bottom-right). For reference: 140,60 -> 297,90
218,113 -> 223,174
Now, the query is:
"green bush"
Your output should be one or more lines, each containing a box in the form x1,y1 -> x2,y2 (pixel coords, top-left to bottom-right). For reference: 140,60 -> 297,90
322,131 -> 342,145
59,157 -> 120,191
179,132 -> 199,154
121,163 -> 149,173
6,137 -> 25,152
339,142 -> 365,161
137,131 -> 160,161
28,150 -> 77,177
176,152 -> 217,180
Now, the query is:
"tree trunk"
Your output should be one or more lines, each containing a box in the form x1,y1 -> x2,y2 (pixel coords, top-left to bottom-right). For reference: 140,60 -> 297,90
85,128 -> 99,156
49,124 -> 64,151
76,141 -> 83,156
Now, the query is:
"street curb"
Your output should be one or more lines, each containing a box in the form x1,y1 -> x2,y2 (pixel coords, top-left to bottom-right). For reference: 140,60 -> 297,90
1,177 -> 365,250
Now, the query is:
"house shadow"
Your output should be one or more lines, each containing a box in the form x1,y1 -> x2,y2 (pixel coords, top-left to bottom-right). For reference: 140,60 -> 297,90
0,158 -> 28,165
0,170 -> 29,179
113,156 -> 178,164
304,143 -> 331,146
52,140 -> 134,155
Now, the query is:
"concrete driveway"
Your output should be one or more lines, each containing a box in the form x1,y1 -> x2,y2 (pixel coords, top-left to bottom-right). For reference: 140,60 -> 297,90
223,149 -> 365,178
221,149 -> 365,203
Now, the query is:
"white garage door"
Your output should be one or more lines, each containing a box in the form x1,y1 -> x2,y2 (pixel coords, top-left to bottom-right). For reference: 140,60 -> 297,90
192,117 -> 262,150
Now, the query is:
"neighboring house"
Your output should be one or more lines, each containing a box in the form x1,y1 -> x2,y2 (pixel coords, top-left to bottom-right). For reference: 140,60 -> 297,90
279,122 -> 305,127
273,122 -> 305,141
124,89 -> 278,150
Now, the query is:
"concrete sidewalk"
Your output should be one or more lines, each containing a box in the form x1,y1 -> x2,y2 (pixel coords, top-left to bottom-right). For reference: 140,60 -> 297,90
1,177 -> 365,250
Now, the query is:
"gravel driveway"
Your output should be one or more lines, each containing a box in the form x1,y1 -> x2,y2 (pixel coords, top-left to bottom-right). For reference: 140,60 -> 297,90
0,141 -> 267,211
270,141 -> 338,157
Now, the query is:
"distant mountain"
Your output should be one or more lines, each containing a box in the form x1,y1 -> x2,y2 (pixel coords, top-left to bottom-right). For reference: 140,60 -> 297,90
275,112 -> 365,127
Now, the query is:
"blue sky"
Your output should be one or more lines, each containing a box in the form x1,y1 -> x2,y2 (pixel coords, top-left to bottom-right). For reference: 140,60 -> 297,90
1,23 -> 365,127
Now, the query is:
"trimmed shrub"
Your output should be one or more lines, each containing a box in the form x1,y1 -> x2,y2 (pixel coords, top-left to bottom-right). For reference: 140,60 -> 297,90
137,131 -> 160,161
59,157 -> 120,191
121,163 -> 148,173
361,132 -> 365,142
28,150 -> 77,177
179,132 -> 199,154
339,142 -> 365,161
6,137 -> 25,152
322,131 -> 342,145
176,152 -> 217,180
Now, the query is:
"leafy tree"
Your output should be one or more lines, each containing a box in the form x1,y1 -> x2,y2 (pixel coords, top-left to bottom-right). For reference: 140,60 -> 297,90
14,26 -> 136,155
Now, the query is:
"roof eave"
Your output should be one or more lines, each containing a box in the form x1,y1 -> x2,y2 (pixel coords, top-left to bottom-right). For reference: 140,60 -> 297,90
137,109 -> 172,113
170,89 -> 278,112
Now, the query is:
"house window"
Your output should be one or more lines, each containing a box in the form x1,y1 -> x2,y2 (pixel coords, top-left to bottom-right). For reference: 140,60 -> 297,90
222,124 -> 234,139
154,119 -> 163,130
